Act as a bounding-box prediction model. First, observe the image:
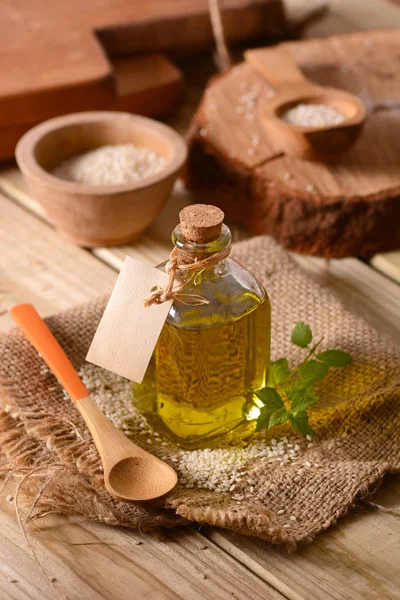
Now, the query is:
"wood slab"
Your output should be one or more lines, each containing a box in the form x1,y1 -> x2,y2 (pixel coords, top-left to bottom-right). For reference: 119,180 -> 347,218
0,0 -> 284,129
185,28 -> 400,258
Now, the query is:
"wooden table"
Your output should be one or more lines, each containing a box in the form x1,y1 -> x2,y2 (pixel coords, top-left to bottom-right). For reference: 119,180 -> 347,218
1,2 -> 400,598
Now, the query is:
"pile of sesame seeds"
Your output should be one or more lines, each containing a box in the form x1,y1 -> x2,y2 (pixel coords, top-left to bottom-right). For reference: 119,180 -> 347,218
39,360 -> 320,505
282,103 -> 345,128
71,364 -> 319,499
52,144 -> 166,186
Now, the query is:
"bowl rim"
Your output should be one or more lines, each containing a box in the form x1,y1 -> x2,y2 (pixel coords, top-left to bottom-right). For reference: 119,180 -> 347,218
15,111 -> 188,195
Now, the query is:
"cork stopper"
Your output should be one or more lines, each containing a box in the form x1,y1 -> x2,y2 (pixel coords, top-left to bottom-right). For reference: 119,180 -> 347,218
179,204 -> 224,243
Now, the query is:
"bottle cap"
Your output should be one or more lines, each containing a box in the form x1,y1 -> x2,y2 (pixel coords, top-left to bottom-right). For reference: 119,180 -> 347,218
179,204 -> 224,243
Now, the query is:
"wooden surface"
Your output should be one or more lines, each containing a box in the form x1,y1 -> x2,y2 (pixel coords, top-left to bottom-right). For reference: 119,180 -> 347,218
0,0 -> 284,127
186,28 -> 400,258
1,1 -> 400,598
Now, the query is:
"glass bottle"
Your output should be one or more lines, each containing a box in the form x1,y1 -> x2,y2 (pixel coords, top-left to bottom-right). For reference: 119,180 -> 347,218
133,205 -> 271,449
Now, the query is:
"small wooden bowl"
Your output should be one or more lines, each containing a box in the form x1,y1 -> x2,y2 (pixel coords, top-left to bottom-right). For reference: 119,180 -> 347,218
16,112 -> 187,247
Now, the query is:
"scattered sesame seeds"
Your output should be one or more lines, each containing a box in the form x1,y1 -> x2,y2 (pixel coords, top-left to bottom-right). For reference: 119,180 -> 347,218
75,363 -> 310,497
252,134 -> 260,147
277,509 -> 285,515
283,524 -> 291,529
306,185 -> 316,193
290,515 -> 297,521
199,128 -> 207,137
6,495 -> 13,502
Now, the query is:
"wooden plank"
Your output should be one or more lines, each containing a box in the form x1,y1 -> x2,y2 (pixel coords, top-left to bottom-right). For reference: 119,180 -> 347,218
207,476 -> 400,600
306,0 -> 400,37
371,251 -> 400,285
0,192 -> 285,600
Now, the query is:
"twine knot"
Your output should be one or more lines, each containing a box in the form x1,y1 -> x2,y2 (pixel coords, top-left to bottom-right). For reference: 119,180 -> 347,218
144,245 -> 231,307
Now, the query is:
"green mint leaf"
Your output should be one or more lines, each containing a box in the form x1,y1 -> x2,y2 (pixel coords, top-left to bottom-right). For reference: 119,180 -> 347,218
255,387 -> 284,411
255,388 -> 285,432
317,349 -> 352,367
287,385 -> 319,414
255,406 -> 271,432
268,408 -> 289,428
289,411 -> 316,437
299,360 -> 328,384
268,358 -> 290,387
291,322 -> 312,348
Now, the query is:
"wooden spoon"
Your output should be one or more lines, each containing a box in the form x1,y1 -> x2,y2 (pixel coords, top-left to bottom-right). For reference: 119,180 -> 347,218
245,47 -> 367,160
10,303 -> 178,502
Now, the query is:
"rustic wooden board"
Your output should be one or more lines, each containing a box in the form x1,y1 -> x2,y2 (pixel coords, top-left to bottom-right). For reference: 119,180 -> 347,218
0,0 -> 285,128
185,28 -> 400,258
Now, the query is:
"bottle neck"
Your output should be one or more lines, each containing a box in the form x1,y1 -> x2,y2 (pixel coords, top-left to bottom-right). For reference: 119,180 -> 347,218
172,223 -> 231,279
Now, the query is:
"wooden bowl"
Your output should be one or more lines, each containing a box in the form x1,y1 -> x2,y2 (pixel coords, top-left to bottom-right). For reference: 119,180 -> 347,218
16,112 -> 187,247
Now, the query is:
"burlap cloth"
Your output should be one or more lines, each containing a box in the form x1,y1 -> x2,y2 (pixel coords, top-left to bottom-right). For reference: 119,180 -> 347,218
1,236 -> 399,550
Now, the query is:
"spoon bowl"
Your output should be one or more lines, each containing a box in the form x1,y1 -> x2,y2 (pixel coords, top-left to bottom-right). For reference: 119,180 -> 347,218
107,456 -> 178,502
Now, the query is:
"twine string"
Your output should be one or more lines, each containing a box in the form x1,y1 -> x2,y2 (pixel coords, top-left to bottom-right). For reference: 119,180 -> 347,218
144,245 -> 231,307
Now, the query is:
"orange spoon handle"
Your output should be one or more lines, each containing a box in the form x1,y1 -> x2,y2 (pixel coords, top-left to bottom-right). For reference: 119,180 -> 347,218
10,303 -> 89,403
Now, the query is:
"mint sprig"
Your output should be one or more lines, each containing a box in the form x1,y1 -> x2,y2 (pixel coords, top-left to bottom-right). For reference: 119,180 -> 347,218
255,322 -> 352,437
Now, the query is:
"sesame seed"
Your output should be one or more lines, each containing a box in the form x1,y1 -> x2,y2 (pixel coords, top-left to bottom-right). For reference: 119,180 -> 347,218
245,113 -> 255,121
283,524 -> 291,529
305,461 -> 311,468
247,148 -> 255,156
290,515 -> 297,521
6,495 -> 13,502
229,151 -> 236,159
277,509 -> 285,515
199,128 -> 207,137
306,435 -> 313,441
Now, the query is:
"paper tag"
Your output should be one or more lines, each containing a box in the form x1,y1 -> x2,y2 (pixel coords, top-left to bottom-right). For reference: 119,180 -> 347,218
86,256 -> 172,383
